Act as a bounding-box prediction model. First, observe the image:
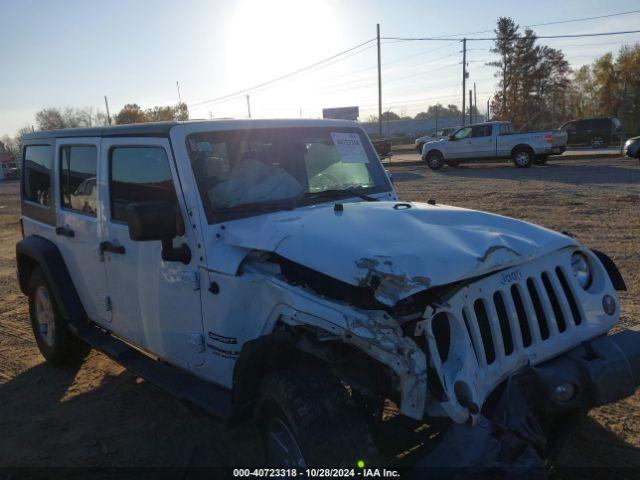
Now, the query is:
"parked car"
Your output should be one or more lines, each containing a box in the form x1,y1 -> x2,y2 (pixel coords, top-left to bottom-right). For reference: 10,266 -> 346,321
414,127 -> 457,152
623,136 -> 640,160
17,119 -> 638,470
421,121 -> 567,170
560,117 -> 623,148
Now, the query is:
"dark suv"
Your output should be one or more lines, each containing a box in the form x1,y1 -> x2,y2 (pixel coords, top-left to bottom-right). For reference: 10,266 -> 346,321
560,117 -> 623,148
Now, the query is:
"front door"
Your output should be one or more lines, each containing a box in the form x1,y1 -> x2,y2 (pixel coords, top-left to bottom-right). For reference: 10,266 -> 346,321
55,139 -> 111,326
465,124 -> 495,159
100,137 -> 204,368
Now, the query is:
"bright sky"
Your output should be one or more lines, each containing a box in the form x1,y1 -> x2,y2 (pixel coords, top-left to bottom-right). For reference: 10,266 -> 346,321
1,0 -> 640,136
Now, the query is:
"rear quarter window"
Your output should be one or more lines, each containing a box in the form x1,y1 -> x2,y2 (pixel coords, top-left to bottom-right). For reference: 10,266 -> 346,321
23,145 -> 53,206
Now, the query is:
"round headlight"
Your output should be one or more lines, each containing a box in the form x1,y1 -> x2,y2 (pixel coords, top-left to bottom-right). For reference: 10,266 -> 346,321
571,252 -> 592,289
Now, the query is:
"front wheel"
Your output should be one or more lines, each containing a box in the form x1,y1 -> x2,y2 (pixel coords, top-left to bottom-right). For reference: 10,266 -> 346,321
591,137 -> 604,149
426,151 -> 444,170
512,148 -> 533,168
256,368 -> 377,467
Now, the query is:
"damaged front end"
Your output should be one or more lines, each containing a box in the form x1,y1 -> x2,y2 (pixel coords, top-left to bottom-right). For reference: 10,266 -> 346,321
217,201 -> 638,470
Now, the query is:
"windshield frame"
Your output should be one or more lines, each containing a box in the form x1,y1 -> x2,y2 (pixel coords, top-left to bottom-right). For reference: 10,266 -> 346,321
186,125 -> 393,223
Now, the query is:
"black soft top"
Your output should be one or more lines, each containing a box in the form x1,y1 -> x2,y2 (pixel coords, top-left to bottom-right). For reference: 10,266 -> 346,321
22,121 -> 178,140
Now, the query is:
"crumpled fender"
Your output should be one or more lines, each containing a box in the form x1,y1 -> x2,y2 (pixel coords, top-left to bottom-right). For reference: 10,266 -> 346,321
252,274 -> 428,420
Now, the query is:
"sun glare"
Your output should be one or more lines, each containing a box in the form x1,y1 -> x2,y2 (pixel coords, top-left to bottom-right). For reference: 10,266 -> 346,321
220,0 -> 345,117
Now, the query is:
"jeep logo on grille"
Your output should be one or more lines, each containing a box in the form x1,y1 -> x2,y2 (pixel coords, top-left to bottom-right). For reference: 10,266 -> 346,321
500,270 -> 522,285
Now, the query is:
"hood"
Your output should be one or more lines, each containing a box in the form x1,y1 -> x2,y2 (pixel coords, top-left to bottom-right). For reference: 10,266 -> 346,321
216,201 -> 577,306
425,137 -> 448,147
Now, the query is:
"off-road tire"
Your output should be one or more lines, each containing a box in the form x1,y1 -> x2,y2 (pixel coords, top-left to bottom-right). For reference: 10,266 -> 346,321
533,155 -> 549,165
28,267 -> 89,365
426,151 -> 444,170
512,147 -> 533,168
257,368 -> 377,467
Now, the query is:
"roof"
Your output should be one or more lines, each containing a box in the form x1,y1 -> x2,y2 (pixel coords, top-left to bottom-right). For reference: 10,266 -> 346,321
21,118 -> 361,141
22,121 -> 178,140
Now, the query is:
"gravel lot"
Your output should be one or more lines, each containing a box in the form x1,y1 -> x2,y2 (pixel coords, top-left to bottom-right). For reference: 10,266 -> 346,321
0,154 -> 638,475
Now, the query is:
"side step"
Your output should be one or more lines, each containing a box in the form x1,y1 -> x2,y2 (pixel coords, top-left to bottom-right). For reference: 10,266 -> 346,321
75,324 -> 233,420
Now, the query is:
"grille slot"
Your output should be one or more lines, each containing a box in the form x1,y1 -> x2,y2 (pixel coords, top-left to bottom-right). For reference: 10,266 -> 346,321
473,299 -> 496,365
493,292 -> 514,355
542,272 -> 567,332
555,267 -> 583,326
510,285 -> 532,347
526,278 -> 550,340
462,309 -> 480,364
432,312 -> 451,363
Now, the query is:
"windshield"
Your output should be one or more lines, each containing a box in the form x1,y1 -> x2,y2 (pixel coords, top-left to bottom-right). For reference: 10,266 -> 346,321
186,126 -> 392,222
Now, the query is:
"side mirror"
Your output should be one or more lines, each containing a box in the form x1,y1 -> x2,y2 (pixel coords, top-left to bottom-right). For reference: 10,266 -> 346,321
126,202 -> 191,264
385,168 -> 394,183
448,135 -> 456,141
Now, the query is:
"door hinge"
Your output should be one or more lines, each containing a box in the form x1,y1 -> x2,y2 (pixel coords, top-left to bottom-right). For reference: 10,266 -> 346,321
187,333 -> 205,353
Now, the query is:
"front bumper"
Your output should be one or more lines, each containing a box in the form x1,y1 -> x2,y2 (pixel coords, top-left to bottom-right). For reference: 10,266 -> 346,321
420,328 -> 640,470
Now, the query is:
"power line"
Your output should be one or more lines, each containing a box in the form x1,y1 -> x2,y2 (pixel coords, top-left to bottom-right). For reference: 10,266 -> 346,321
189,38 -> 376,107
382,9 -> 640,41
383,28 -> 640,42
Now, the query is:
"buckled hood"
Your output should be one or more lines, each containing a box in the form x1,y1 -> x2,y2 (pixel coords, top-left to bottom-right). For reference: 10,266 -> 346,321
214,201 -> 577,306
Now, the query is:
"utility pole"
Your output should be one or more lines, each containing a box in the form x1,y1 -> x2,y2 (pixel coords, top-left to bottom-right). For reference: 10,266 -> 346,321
434,104 -> 439,134
473,82 -> 477,123
104,95 -> 112,125
299,107 -> 302,118
246,94 -> 252,119
469,90 -> 473,125
461,38 -> 467,126
377,23 -> 382,137
486,98 -> 490,121
176,81 -> 182,105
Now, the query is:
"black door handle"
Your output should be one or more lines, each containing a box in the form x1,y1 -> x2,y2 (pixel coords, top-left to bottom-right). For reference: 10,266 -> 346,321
99,241 -> 126,254
55,226 -> 75,237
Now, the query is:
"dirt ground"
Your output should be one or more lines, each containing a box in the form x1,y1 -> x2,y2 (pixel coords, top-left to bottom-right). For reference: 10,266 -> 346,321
0,155 -> 639,476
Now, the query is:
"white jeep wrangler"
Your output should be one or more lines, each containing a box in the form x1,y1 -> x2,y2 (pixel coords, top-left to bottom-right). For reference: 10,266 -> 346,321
16,119 -> 639,470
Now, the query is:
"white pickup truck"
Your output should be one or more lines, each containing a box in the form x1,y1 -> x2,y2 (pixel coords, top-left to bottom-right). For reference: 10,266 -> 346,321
420,121 -> 567,170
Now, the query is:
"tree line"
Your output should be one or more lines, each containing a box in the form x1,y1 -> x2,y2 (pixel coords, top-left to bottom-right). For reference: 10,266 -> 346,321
0,102 -> 189,161
489,17 -> 640,133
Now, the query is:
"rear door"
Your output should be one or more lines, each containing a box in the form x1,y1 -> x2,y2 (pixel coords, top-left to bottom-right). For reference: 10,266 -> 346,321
100,137 -> 204,368
55,139 -> 111,326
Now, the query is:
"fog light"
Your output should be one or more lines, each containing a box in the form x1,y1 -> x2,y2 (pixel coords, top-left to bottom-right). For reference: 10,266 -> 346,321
603,295 -> 616,316
552,382 -> 575,402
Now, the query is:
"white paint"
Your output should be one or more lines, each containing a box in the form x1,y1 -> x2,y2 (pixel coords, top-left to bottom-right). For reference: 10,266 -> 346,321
20,119 -> 621,424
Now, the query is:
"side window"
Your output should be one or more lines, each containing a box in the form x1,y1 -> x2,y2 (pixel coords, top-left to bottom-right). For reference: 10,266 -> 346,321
453,127 -> 472,140
109,147 -> 178,222
23,145 -> 53,206
60,146 -> 97,216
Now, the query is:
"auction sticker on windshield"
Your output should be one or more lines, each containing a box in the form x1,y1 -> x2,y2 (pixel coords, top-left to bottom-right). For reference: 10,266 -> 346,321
330,132 -> 369,164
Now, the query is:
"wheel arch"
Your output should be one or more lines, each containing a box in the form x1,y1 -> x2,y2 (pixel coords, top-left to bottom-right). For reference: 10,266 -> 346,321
232,323 -> 397,420
510,143 -> 534,157
16,235 -> 87,328
424,147 -> 444,160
